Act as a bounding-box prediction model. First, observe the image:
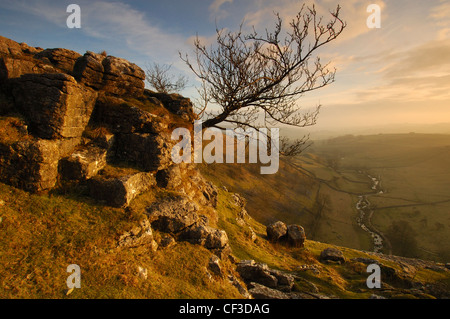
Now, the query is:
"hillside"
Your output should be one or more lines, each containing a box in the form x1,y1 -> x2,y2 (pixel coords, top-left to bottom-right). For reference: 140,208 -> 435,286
1,35 -> 450,300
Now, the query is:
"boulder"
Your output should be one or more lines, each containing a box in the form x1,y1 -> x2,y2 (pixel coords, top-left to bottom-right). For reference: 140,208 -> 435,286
146,196 -> 199,233
159,235 -> 176,249
269,269 -> 295,292
181,224 -> 229,249
59,144 -> 108,180
73,51 -> 105,89
236,260 -> 278,288
228,275 -> 251,298
11,73 -> 97,139
320,247 -> 345,264
201,181 -> 218,208
117,219 -> 153,248
74,52 -> 145,96
247,282 -> 290,299
208,255 -> 222,276
34,48 -> 82,74
88,172 -> 156,207
102,55 -> 145,96
286,224 -> 306,248
156,165 -> 182,189
266,221 -> 287,242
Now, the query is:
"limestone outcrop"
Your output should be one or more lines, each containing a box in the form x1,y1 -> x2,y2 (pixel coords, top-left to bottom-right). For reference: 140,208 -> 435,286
0,35 -> 192,197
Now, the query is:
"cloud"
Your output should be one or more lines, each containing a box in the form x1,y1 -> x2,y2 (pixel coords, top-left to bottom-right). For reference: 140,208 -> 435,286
209,0 -> 233,19
383,40 -> 450,78
241,0 -> 386,44
429,1 -> 450,24
0,0 -> 189,64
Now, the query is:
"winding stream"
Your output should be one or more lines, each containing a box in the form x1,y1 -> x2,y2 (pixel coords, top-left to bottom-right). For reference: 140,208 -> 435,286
355,174 -> 386,253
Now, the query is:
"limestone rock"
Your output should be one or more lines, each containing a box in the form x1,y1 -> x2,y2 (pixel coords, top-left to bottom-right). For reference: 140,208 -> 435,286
73,52 -> 145,96
159,235 -> 176,249
0,56 -> 56,81
147,91 -> 195,120
228,275 -> 251,298
117,219 -> 153,248
73,51 -> 105,90
236,260 -> 278,288
247,282 -> 290,299
181,224 -> 229,249
92,94 -> 166,134
11,73 -> 97,139
59,144 -> 107,180
269,269 -> 295,292
208,255 -> 222,276
88,172 -> 156,207
35,48 -> 82,74
102,55 -> 145,96
155,165 -> 182,189
0,35 -> 25,56
0,37 -> 52,81
286,224 -> 306,248
146,196 -> 199,233
0,137 -> 80,192
114,132 -> 173,171
320,247 -> 345,264
266,221 -> 287,242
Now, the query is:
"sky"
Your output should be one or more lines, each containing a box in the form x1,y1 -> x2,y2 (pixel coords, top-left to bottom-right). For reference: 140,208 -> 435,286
0,0 -> 449,132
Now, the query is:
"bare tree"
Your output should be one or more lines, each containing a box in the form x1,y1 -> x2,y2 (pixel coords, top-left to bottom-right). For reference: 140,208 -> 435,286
180,4 -> 346,155
145,62 -> 188,94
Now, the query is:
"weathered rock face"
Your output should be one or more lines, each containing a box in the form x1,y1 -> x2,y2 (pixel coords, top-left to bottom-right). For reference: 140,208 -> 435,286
12,73 -> 97,139
0,137 -> 80,192
0,36 -> 50,84
247,282 -> 290,299
114,132 -> 174,172
59,144 -> 108,181
147,91 -> 195,121
236,260 -> 279,288
92,94 -> 167,134
146,196 -> 199,233
0,35 -> 195,198
102,55 -> 145,96
156,165 -> 182,189
73,51 -> 105,89
73,51 -> 145,96
88,172 -> 156,207
35,48 -> 82,74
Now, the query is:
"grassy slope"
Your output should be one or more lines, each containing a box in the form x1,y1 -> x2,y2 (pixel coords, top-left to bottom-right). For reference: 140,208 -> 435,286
0,180 -> 449,299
